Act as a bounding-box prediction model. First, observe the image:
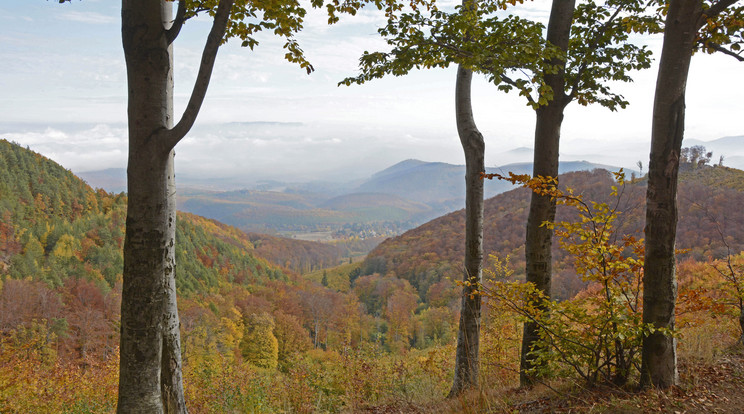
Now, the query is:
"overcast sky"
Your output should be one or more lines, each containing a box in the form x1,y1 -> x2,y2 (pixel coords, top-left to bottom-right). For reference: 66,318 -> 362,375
1,0 -> 742,183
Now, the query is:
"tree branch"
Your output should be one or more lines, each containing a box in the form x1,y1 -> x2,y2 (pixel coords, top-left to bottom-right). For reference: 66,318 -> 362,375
165,0 -> 187,44
162,0 -> 235,152
567,4 -> 624,102
705,41 -> 744,61
700,0 -> 739,25
500,74 -> 537,106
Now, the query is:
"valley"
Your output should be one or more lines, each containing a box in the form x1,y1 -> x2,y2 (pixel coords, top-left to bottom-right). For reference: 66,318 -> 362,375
2,0 -> 744,411
3,139 -> 744,412
80,155 -> 629,258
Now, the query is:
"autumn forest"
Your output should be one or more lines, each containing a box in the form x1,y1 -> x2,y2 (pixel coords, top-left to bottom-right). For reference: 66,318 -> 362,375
2,0 -> 744,413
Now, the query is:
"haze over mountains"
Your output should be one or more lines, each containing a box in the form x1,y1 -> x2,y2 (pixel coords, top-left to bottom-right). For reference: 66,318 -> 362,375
9,116 -> 743,190
106,158 -> 620,240
75,133 -> 744,243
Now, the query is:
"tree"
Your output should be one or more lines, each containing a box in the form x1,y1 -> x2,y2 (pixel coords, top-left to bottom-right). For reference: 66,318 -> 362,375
482,171 -> 648,387
273,310 -> 312,369
346,0 -> 655,386
641,0 -> 743,389
518,0 -> 576,386
384,288 -> 418,352
343,0 -> 548,394
448,0 -> 488,393
302,283 -> 335,348
517,0 -> 660,385
449,64 -> 485,395
111,0 -> 364,411
240,313 -> 279,369
117,3 -> 233,411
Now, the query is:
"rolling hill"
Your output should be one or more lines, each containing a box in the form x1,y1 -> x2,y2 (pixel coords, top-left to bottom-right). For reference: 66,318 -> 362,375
360,166 -> 744,302
0,139 -> 297,294
0,139 -> 343,289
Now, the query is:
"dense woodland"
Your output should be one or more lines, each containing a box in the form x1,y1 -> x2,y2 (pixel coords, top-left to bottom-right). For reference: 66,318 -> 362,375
0,141 -> 460,411
2,0 -> 744,412
2,138 -> 744,412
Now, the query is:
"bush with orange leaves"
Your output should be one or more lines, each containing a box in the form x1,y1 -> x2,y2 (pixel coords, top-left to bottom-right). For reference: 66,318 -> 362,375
480,170 -> 657,387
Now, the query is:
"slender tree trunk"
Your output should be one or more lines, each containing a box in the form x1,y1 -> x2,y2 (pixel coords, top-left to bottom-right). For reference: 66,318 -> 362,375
161,151 -> 187,413
449,64 -> 485,397
641,0 -> 701,389
161,4 -> 187,408
520,0 -> 574,387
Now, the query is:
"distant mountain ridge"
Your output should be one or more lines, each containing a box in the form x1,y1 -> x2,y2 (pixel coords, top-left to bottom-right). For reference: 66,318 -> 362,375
354,158 -> 624,209
76,156 -> 626,244
78,168 -> 127,193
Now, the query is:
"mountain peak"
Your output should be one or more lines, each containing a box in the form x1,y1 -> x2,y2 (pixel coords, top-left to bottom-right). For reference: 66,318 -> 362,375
371,159 -> 429,179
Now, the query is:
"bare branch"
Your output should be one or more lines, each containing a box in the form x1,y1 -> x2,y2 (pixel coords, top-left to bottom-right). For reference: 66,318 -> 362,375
162,0 -> 235,152
705,41 -> 744,62
165,0 -> 187,44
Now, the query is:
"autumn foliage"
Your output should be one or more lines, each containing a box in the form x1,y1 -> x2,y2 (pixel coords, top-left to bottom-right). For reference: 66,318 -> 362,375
2,140 -> 744,411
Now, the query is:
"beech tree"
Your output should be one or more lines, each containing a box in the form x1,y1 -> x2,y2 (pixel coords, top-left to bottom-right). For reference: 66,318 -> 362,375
513,0 -> 659,385
449,64 -> 485,395
519,0 -> 575,386
66,0 -> 389,411
343,0 -> 546,394
641,0 -> 743,389
345,0 -> 656,387
240,313 -> 279,369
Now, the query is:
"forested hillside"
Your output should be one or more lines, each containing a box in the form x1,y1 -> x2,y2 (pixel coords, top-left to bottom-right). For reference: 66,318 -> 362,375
0,139 -> 289,295
246,232 -> 344,273
363,167 -> 744,301
3,142 -> 744,412
0,140 -> 458,412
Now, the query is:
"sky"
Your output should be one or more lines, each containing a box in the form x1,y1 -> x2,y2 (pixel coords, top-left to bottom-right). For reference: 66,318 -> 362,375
1,0 -> 742,185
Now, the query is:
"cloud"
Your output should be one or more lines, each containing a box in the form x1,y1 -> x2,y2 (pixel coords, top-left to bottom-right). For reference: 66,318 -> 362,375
171,120 -> 465,181
1,124 -> 128,173
58,11 -> 116,25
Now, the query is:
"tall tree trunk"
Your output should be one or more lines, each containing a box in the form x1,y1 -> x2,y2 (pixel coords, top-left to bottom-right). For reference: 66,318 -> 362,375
449,64 -> 485,397
641,0 -> 701,389
520,0 -> 574,387
117,0 -> 231,411
118,2 -> 186,412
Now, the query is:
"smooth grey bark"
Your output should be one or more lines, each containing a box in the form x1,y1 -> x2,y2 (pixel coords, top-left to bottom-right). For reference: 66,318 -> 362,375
640,0 -> 699,389
161,4 -> 186,407
118,0 -> 233,412
520,0 -> 574,387
449,64 -> 485,397
641,0 -> 740,389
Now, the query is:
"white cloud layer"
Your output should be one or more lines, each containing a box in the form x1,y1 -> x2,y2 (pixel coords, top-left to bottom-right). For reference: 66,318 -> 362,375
0,1 -> 741,186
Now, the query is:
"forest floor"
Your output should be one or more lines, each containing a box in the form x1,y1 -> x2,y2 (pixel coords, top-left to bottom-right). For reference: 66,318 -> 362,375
357,346 -> 744,413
